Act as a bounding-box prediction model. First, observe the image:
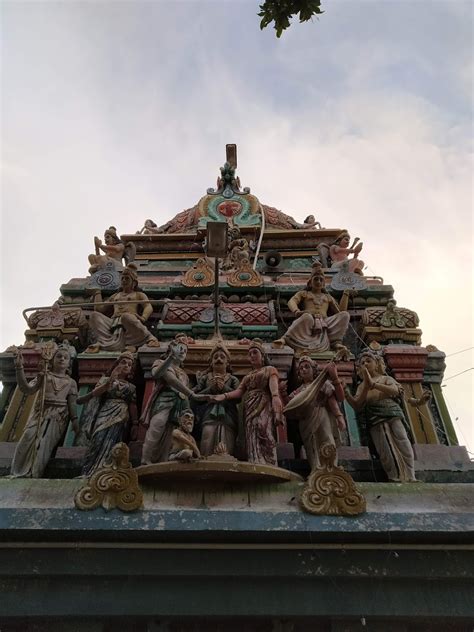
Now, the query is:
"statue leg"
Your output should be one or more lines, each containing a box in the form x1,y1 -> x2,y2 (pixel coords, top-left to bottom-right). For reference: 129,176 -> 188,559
326,311 -> 350,349
370,420 -> 415,482
141,410 -> 173,464
200,424 -> 217,456
121,313 -> 159,349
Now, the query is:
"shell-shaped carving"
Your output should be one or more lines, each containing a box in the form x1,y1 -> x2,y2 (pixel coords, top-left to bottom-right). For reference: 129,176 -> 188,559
182,258 -> 215,288
227,259 -> 262,287
74,442 -> 143,513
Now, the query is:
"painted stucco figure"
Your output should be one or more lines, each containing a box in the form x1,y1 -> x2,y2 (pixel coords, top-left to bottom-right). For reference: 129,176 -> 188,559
285,356 -> 346,470
86,264 -> 159,353
10,344 -> 78,478
141,337 -> 205,464
193,343 -> 240,457
88,226 -> 135,274
274,264 -> 350,354
213,340 -> 284,466
169,410 -> 201,462
78,352 -> 137,477
344,350 -> 416,482
329,231 -> 364,275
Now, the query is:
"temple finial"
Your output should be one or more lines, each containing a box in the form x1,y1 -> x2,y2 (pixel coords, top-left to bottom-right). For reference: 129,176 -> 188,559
226,144 -> 237,169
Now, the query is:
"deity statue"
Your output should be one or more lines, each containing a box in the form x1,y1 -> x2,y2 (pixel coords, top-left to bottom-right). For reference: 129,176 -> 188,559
213,339 -> 284,466
262,206 -> 321,230
141,336 -> 206,464
137,219 -> 160,234
88,226 -> 136,274
222,226 -> 252,271
193,343 -> 240,457
274,263 -> 350,354
78,351 -> 137,477
285,356 -> 346,470
329,231 -> 364,275
169,410 -> 201,462
86,264 -> 160,353
10,343 -> 79,478
344,350 -> 416,482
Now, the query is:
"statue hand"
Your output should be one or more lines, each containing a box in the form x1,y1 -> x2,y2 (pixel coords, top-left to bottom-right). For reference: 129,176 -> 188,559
130,422 -> 139,441
325,362 -> 337,380
336,415 -> 346,431
192,393 -> 209,402
71,420 -> 80,435
212,393 -> 226,403
12,347 -> 23,368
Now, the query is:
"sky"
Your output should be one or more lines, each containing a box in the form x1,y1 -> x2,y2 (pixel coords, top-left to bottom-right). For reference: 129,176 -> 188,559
1,0 -> 472,452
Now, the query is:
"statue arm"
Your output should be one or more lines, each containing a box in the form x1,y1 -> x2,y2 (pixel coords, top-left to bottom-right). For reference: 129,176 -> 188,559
161,369 -> 195,400
268,368 -> 284,425
344,382 -> 369,411
137,293 -> 153,322
327,394 -> 346,430
15,366 -> 43,395
372,376 -> 400,399
288,291 -> 305,314
67,388 -> 79,434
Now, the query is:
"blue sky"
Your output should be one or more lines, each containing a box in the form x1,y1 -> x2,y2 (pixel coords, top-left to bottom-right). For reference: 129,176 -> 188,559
1,0 -> 472,450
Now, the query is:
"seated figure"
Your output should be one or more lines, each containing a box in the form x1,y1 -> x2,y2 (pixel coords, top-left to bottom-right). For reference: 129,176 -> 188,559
169,410 -> 201,462
86,264 -> 159,353
329,231 -> 364,275
88,226 -> 135,274
274,264 -> 350,354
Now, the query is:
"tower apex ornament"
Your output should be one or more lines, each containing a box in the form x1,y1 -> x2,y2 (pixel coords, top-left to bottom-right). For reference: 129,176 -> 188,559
207,144 -> 250,198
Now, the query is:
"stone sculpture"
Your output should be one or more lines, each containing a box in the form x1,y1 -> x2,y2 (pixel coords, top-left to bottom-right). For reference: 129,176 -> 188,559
169,410 -> 201,462
88,226 -> 136,274
141,336 -> 206,464
329,231 -> 364,275
10,343 -> 79,478
193,343 -> 240,457
285,356 -> 346,470
274,263 -> 350,354
344,350 -> 416,482
86,264 -> 160,353
213,339 -> 284,466
78,351 -> 137,477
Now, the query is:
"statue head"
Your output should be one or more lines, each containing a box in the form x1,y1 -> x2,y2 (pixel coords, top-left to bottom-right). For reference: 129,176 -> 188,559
104,226 -> 121,245
297,355 -> 318,383
357,350 -> 386,377
334,231 -> 350,247
120,264 -> 139,291
304,215 -> 315,224
50,342 -> 74,375
167,334 -> 188,364
178,409 -> 194,433
108,351 -> 135,379
248,338 -> 269,367
208,342 -> 231,373
306,262 -> 327,292
144,219 -> 157,229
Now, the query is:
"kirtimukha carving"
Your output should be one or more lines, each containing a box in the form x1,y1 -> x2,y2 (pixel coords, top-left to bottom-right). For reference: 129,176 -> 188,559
273,263 -> 350,354
344,350 -> 417,482
169,410 -> 201,462
329,231 -> 364,275
86,264 -> 160,353
141,336 -> 206,464
88,226 -> 136,274
78,352 -> 137,477
300,443 -> 366,516
213,339 -> 284,466
182,257 -> 215,288
10,343 -> 79,478
74,442 -> 143,512
285,356 -> 346,470
193,343 -> 240,457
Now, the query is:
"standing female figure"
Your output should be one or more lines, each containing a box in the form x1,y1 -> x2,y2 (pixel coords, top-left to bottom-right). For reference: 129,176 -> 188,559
11,344 -> 79,478
78,351 -> 137,477
214,340 -> 284,466
344,350 -> 416,482
286,356 -> 346,470
141,336 -> 205,464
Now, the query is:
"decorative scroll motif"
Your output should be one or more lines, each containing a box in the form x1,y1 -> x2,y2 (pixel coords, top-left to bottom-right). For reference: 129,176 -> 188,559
74,443 -> 143,512
227,256 -> 263,287
163,301 -> 273,326
181,258 -> 215,288
299,443 -> 366,516
27,303 -> 86,330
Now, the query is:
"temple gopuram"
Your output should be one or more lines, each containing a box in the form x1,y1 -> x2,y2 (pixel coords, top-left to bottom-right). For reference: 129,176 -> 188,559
0,146 -> 472,631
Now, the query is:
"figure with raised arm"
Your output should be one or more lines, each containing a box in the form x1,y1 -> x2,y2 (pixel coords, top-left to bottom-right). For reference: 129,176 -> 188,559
141,336 -> 206,464
274,263 -> 350,354
86,264 -> 160,353
88,226 -> 135,274
10,343 -> 79,478
213,339 -> 284,466
78,351 -> 137,477
329,231 -> 364,275
193,343 -> 240,457
344,350 -> 416,482
286,356 -> 346,470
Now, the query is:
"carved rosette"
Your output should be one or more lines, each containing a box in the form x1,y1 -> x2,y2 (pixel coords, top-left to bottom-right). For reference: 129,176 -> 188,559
74,443 -> 143,512
299,443 -> 366,516
182,258 -> 215,288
